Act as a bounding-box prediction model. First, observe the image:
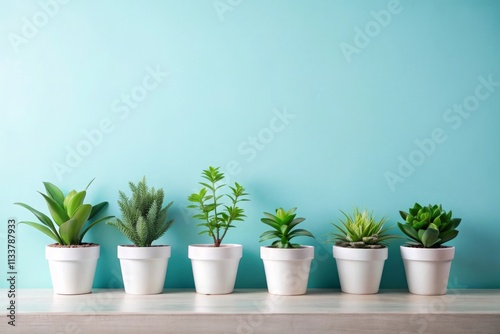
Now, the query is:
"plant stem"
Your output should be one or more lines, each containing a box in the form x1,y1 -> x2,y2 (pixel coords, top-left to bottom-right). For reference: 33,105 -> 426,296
218,191 -> 239,245
199,198 -> 216,246
211,177 -> 220,247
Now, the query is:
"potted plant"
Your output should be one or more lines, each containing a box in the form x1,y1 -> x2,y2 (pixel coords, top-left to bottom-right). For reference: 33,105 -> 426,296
107,177 -> 174,295
15,179 -> 111,295
187,166 -> 249,294
329,208 -> 397,294
398,203 -> 461,295
259,207 -> 315,295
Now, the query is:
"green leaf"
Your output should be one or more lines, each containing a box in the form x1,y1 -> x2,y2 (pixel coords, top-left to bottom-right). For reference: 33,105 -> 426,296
428,223 -> 439,230
450,218 -> 461,229
409,205 -> 420,217
79,215 -> 113,243
14,202 -> 56,232
288,217 -> 305,229
421,227 -> 440,248
89,201 -> 108,220
280,224 -> 288,235
432,208 -> 441,219
70,204 -> 92,227
259,230 -> 280,238
85,178 -> 96,190
39,192 -> 70,226
63,190 -> 77,211
18,221 -> 62,244
67,190 -> 86,217
43,182 -> 65,207
413,219 -> 428,230
288,229 -> 314,239
187,194 -> 200,203
420,212 -> 430,222
263,212 -> 278,220
398,222 -> 421,244
259,231 -> 281,242
446,210 -> 452,221
332,223 -> 348,238
260,217 -> 280,230
60,204 -> 92,244
59,219 -> 78,244
438,230 -> 459,245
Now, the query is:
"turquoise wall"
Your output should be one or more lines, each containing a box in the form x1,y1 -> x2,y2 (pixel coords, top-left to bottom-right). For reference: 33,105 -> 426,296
1,0 -> 499,290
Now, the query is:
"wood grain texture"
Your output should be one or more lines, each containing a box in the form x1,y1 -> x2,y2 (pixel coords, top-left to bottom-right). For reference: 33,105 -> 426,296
2,289 -> 499,334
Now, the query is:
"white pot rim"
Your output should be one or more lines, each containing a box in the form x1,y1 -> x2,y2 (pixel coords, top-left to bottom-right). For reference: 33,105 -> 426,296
400,245 -> 455,261
46,244 -> 100,261
260,245 -> 314,261
188,244 -> 242,260
46,243 -> 100,247
189,243 -> 242,247
333,245 -> 388,261
118,245 -> 171,259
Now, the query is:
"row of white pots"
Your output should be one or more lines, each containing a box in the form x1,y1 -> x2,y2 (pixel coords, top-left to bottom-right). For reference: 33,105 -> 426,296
45,244 -> 314,296
46,244 -> 455,296
333,245 -> 455,295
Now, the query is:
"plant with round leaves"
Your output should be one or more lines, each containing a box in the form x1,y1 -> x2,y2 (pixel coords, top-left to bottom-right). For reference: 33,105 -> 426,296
15,179 -> 112,245
107,177 -> 174,247
329,208 -> 397,249
187,166 -> 249,247
398,203 -> 461,248
260,207 -> 314,248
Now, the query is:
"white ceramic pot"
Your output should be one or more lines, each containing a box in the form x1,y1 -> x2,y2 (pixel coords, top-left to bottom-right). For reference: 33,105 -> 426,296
333,245 -> 388,294
188,244 -> 242,295
260,245 -> 314,296
400,245 -> 455,295
117,245 -> 171,295
45,244 -> 100,295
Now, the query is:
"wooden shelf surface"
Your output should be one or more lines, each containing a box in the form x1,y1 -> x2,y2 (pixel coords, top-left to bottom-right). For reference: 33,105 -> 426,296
2,289 -> 499,333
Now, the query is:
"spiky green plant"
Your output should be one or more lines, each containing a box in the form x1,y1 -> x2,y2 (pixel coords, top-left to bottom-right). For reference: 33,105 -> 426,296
329,208 -> 397,249
259,207 -> 314,248
187,166 -> 249,247
107,177 -> 174,247
398,203 -> 461,248
15,179 -> 111,245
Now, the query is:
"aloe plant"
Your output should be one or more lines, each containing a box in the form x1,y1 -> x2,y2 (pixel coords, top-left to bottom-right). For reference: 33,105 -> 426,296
187,166 -> 249,247
260,207 -> 314,248
15,179 -> 112,245
107,177 -> 174,247
398,203 -> 461,248
329,208 -> 397,249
